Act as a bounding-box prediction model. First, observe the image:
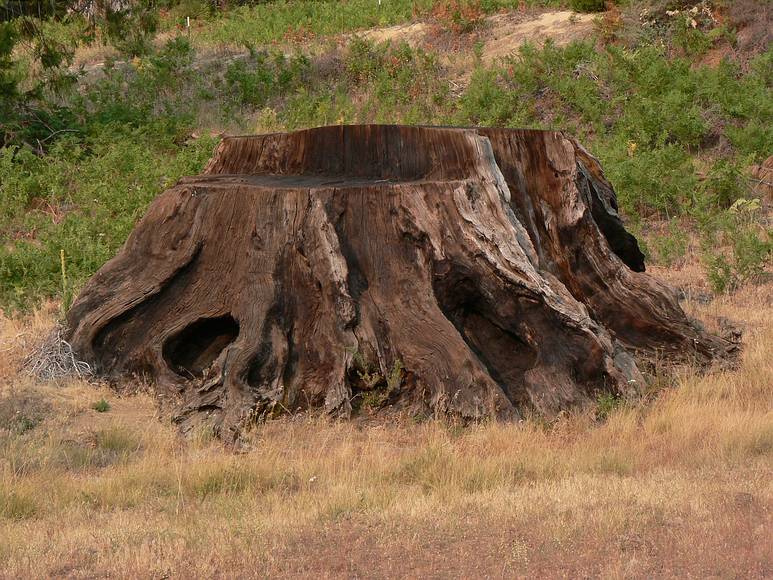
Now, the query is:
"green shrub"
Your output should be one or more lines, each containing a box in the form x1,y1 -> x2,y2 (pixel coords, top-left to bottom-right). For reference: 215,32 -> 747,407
0,130 -> 217,311
704,252 -> 733,294
672,15 -> 713,56
701,159 -> 745,209
101,0 -> 159,57
92,399 -> 111,413
726,121 -> 773,161
225,49 -> 309,109
599,140 -> 698,217
342,39 -> 449,124
732,227 -> 771,284
569,0 -> 606,13
652,220 -> 689,266
701,199 -> 772,294
596,393 -> 622,421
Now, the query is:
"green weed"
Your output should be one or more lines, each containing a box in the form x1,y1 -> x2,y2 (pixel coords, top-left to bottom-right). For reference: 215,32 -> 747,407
652,220 -> 689,266
92,399 -> 111,413
596,392 -> 622,421
569,0 -> 606,13
701,198 -> 772,294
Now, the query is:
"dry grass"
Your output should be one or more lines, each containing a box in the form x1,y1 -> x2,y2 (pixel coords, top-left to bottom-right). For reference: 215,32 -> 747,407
1,272 -> 772,578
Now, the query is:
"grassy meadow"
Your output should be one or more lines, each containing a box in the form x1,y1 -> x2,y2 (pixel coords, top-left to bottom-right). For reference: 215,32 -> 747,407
1,263 -> 771,576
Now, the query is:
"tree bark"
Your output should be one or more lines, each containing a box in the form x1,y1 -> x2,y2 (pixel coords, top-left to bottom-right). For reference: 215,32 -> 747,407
66,125 -> 737,436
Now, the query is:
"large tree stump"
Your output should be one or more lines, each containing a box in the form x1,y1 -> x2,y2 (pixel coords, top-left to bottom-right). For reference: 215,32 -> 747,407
66,125 -> 737,435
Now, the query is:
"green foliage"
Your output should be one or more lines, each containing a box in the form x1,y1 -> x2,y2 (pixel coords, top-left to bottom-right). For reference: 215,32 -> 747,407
0,130 -> 217,311
600,140 -> 698,217
651,220 -> 689,266
0,22 -> 19,103
82,37 -> 200,132
671,14 -> 712,56
343,39 -> 449,124
0,2 -> 771,309
570,0 -> 606,12
731,226 -> 770,284
0,16 -> 79,148
347,348 -> 404,411
360,359 -> 404,410
454,38 -> 771,218
92,399 -> 111,413
456,67 -> 536,127
225,49 -> 309,108
704,251 -> 733,294
596,392 -> 622,421
194,0 -> 434,46
701,199 -> 772,294
183,1 -> 565,47
702,159 -> 745,208
101,0 -> 159,57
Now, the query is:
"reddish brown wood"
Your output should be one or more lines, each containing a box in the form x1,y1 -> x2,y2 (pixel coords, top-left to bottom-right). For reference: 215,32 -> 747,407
66,125 -> 737,436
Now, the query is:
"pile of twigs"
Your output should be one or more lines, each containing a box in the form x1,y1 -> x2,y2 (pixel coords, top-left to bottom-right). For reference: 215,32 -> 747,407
23,325 -> 93,382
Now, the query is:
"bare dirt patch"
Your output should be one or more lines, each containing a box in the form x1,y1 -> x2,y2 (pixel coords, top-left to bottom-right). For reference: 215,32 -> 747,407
360,21 -> 429,47
358,9 -> 598,80
482,10 -> 597,64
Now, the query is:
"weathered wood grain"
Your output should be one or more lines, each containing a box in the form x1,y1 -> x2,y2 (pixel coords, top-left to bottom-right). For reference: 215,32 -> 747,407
66,125 -> 737,436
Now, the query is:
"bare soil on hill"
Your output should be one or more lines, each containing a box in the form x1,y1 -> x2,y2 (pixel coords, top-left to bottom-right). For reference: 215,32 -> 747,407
75,8 -> 599,77
361,10 -> 596,62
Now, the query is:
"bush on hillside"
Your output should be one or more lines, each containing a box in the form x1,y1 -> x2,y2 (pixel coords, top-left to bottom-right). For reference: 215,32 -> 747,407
570,0 -> 607,13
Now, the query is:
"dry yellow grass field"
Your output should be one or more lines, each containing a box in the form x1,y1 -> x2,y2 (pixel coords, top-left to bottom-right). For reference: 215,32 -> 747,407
1,265 -> 771,578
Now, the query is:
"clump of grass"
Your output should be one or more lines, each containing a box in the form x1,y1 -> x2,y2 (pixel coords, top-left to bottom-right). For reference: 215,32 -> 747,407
91,399 -> 110,413
595,392 -> 623,421
95,426 -> 140,453
0,489 -> 38,520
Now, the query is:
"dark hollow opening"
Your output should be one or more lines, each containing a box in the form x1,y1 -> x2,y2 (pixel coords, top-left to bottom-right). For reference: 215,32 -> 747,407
577,162 -> 645,273
163,315 -> 239,378
433,265 -> 538,407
